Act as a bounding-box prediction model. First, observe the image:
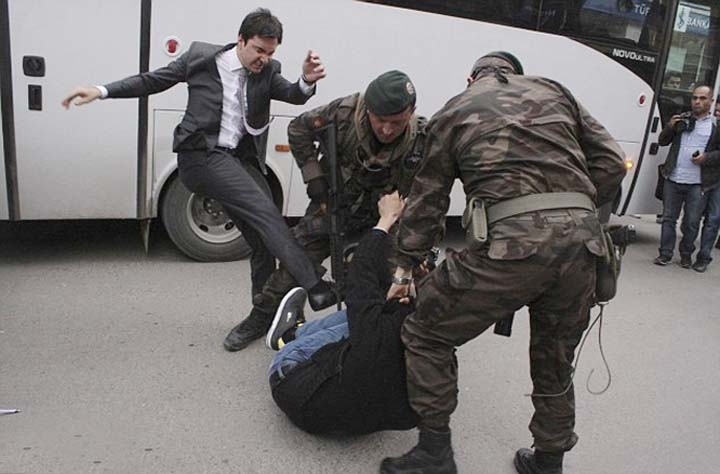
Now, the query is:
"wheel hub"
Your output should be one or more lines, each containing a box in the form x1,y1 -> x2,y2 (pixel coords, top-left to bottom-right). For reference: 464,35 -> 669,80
186,194 -> 241,244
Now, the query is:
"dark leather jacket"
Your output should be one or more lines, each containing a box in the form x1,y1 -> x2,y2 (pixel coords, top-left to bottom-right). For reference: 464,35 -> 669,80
658,115 -> 720,192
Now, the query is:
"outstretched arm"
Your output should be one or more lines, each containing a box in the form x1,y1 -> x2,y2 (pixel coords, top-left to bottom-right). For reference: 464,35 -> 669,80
62,50 -> 189,109
61,86 -> 102,108
345,192 -> 405,313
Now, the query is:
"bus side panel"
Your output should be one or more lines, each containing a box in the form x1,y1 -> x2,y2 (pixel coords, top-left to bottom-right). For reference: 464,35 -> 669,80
147,0 -> 652,217
9,0 -> 140,219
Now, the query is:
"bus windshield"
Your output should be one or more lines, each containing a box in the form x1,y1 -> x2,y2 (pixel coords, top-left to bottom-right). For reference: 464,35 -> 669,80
657,1 -> 720,125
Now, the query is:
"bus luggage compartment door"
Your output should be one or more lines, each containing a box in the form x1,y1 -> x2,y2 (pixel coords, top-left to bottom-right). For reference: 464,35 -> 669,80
7,0 -> 142,220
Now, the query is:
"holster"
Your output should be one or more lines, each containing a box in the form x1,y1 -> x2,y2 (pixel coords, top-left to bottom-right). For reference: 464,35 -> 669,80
595,225 -> 622,304
461,197 -> 488,246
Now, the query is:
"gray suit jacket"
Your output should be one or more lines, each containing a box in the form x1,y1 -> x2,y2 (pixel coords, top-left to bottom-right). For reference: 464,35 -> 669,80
104,41 -> 314,170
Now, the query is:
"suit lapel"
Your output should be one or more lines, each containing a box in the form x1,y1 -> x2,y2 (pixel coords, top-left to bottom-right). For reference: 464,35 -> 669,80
205,43 -> 235,79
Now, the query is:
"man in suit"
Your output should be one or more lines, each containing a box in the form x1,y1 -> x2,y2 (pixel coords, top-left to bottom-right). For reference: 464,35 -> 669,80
62,8 -> 336,325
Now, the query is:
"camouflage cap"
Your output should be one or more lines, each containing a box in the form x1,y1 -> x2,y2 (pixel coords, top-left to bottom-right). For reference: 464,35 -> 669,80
471,51 -> 524,78
364,70 -> 416,116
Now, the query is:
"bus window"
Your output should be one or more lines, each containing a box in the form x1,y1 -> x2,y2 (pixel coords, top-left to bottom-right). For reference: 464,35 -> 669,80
538,0 -> 667,85
359,0 -> 542,30
657,0 -> 720,125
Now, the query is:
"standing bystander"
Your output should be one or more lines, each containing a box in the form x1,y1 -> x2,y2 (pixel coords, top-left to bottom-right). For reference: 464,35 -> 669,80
654,86 -> 720,269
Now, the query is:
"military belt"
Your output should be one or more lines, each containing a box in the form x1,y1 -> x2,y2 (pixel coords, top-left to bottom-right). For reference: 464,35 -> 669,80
463,192 -> 596,245
486,192 -> 595,225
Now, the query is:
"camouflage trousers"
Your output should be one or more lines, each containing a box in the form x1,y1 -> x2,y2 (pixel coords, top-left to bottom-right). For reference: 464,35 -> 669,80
402,214 -> 597,453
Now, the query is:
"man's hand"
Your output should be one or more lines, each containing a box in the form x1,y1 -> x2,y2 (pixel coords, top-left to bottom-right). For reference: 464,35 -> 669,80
376,191 -> 405,233
61,86 -> 102,109
691,152 -> 707,165
301,50 -> 326,84
667,114 -> 682,128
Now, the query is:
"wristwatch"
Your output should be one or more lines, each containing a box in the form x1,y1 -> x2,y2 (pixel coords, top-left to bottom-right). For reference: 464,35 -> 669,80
391,275 -> 413,285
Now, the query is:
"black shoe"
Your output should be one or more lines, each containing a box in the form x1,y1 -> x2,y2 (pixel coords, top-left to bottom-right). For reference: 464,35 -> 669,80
266,287 -> 306,350
680,254 -> 692,269
380,430 -> 457,474
692,260 -> 709,273
307,280 -> 337,311
653,255 -> 671,266
514,448 -> 563,474
223,309 -> 273,352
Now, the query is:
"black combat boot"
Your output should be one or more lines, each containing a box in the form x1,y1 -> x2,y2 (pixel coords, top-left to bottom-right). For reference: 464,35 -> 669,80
380,429 -> 457,474
223,308 -> 273,352
514,448 -> 563,474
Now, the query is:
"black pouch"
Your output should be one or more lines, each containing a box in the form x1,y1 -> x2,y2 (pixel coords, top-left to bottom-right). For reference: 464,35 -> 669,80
595,226 -> 621,304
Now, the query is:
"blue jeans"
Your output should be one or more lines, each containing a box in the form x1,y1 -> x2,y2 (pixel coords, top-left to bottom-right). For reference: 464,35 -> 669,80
659,180 -> 705,258
698,185 -> 720,263
268,309 -> 349,378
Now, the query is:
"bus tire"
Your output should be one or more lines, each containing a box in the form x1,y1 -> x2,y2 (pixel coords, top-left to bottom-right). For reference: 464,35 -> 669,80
161,176 -> 252,262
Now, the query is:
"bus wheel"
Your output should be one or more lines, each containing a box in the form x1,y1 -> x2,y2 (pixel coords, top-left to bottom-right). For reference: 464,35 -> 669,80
161,176 -> 251,262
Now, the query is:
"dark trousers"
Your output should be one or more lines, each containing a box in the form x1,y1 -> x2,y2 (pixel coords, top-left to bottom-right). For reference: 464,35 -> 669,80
659,179 -> 704,259
176,145 -> 318,296
251,202 -> 370,316
698,185 -> 720,263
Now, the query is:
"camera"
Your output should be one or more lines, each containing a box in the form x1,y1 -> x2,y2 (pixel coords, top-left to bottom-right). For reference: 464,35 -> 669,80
673,112 -> 696,133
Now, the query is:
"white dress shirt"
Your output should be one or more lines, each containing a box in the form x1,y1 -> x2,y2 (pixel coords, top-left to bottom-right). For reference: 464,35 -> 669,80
98,46 -> 315,149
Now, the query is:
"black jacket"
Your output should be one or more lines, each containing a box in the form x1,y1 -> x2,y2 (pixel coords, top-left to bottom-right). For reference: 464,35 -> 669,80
271,230 -> 418,434
658,116 -> 720,192
105,42 -> 313,171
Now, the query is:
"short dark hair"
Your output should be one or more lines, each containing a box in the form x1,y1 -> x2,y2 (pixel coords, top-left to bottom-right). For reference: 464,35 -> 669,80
238,8 -> 283,44
663,72 -> 681,84
693,84 -> 712,95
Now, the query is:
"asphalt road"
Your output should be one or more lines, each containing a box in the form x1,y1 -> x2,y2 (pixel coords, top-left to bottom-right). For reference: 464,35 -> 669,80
1,215 -> 718,474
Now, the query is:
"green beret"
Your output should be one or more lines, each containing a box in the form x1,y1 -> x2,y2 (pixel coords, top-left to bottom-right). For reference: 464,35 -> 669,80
364,70 -> 416,116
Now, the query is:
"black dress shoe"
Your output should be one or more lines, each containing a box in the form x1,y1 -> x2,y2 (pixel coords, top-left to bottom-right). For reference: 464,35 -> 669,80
307,280 -> 337,311
223,309 -> 273,352
692,260 -> 709,273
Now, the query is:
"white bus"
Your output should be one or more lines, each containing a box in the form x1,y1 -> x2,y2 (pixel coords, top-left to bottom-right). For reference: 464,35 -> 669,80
2,0 -> 719,261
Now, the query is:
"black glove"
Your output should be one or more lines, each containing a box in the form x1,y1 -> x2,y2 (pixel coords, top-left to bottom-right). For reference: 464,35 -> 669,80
306,177 -> 329,202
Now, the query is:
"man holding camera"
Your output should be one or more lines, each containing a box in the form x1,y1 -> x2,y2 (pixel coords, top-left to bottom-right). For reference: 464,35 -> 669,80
654,85 -> 720,270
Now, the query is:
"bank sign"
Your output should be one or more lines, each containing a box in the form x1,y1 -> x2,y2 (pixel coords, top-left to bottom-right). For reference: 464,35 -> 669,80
674,2 -> 711,35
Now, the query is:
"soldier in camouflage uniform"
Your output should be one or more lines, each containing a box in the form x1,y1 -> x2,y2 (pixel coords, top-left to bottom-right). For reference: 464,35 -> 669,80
380,53 -> 626,474
223,70 -> 427,352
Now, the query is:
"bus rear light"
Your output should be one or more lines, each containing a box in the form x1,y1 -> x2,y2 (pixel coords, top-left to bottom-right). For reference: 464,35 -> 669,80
638,94 -> 647,106
164,36 -> 181,57
275,144 -> 291,152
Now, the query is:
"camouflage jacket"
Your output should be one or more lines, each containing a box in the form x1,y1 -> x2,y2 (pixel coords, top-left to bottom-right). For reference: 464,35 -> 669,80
396,75 -> 626,267
288,93 -> 426,229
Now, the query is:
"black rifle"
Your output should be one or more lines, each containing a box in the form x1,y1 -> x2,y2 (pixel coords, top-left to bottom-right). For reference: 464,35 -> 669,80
315,123 -> 344,310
